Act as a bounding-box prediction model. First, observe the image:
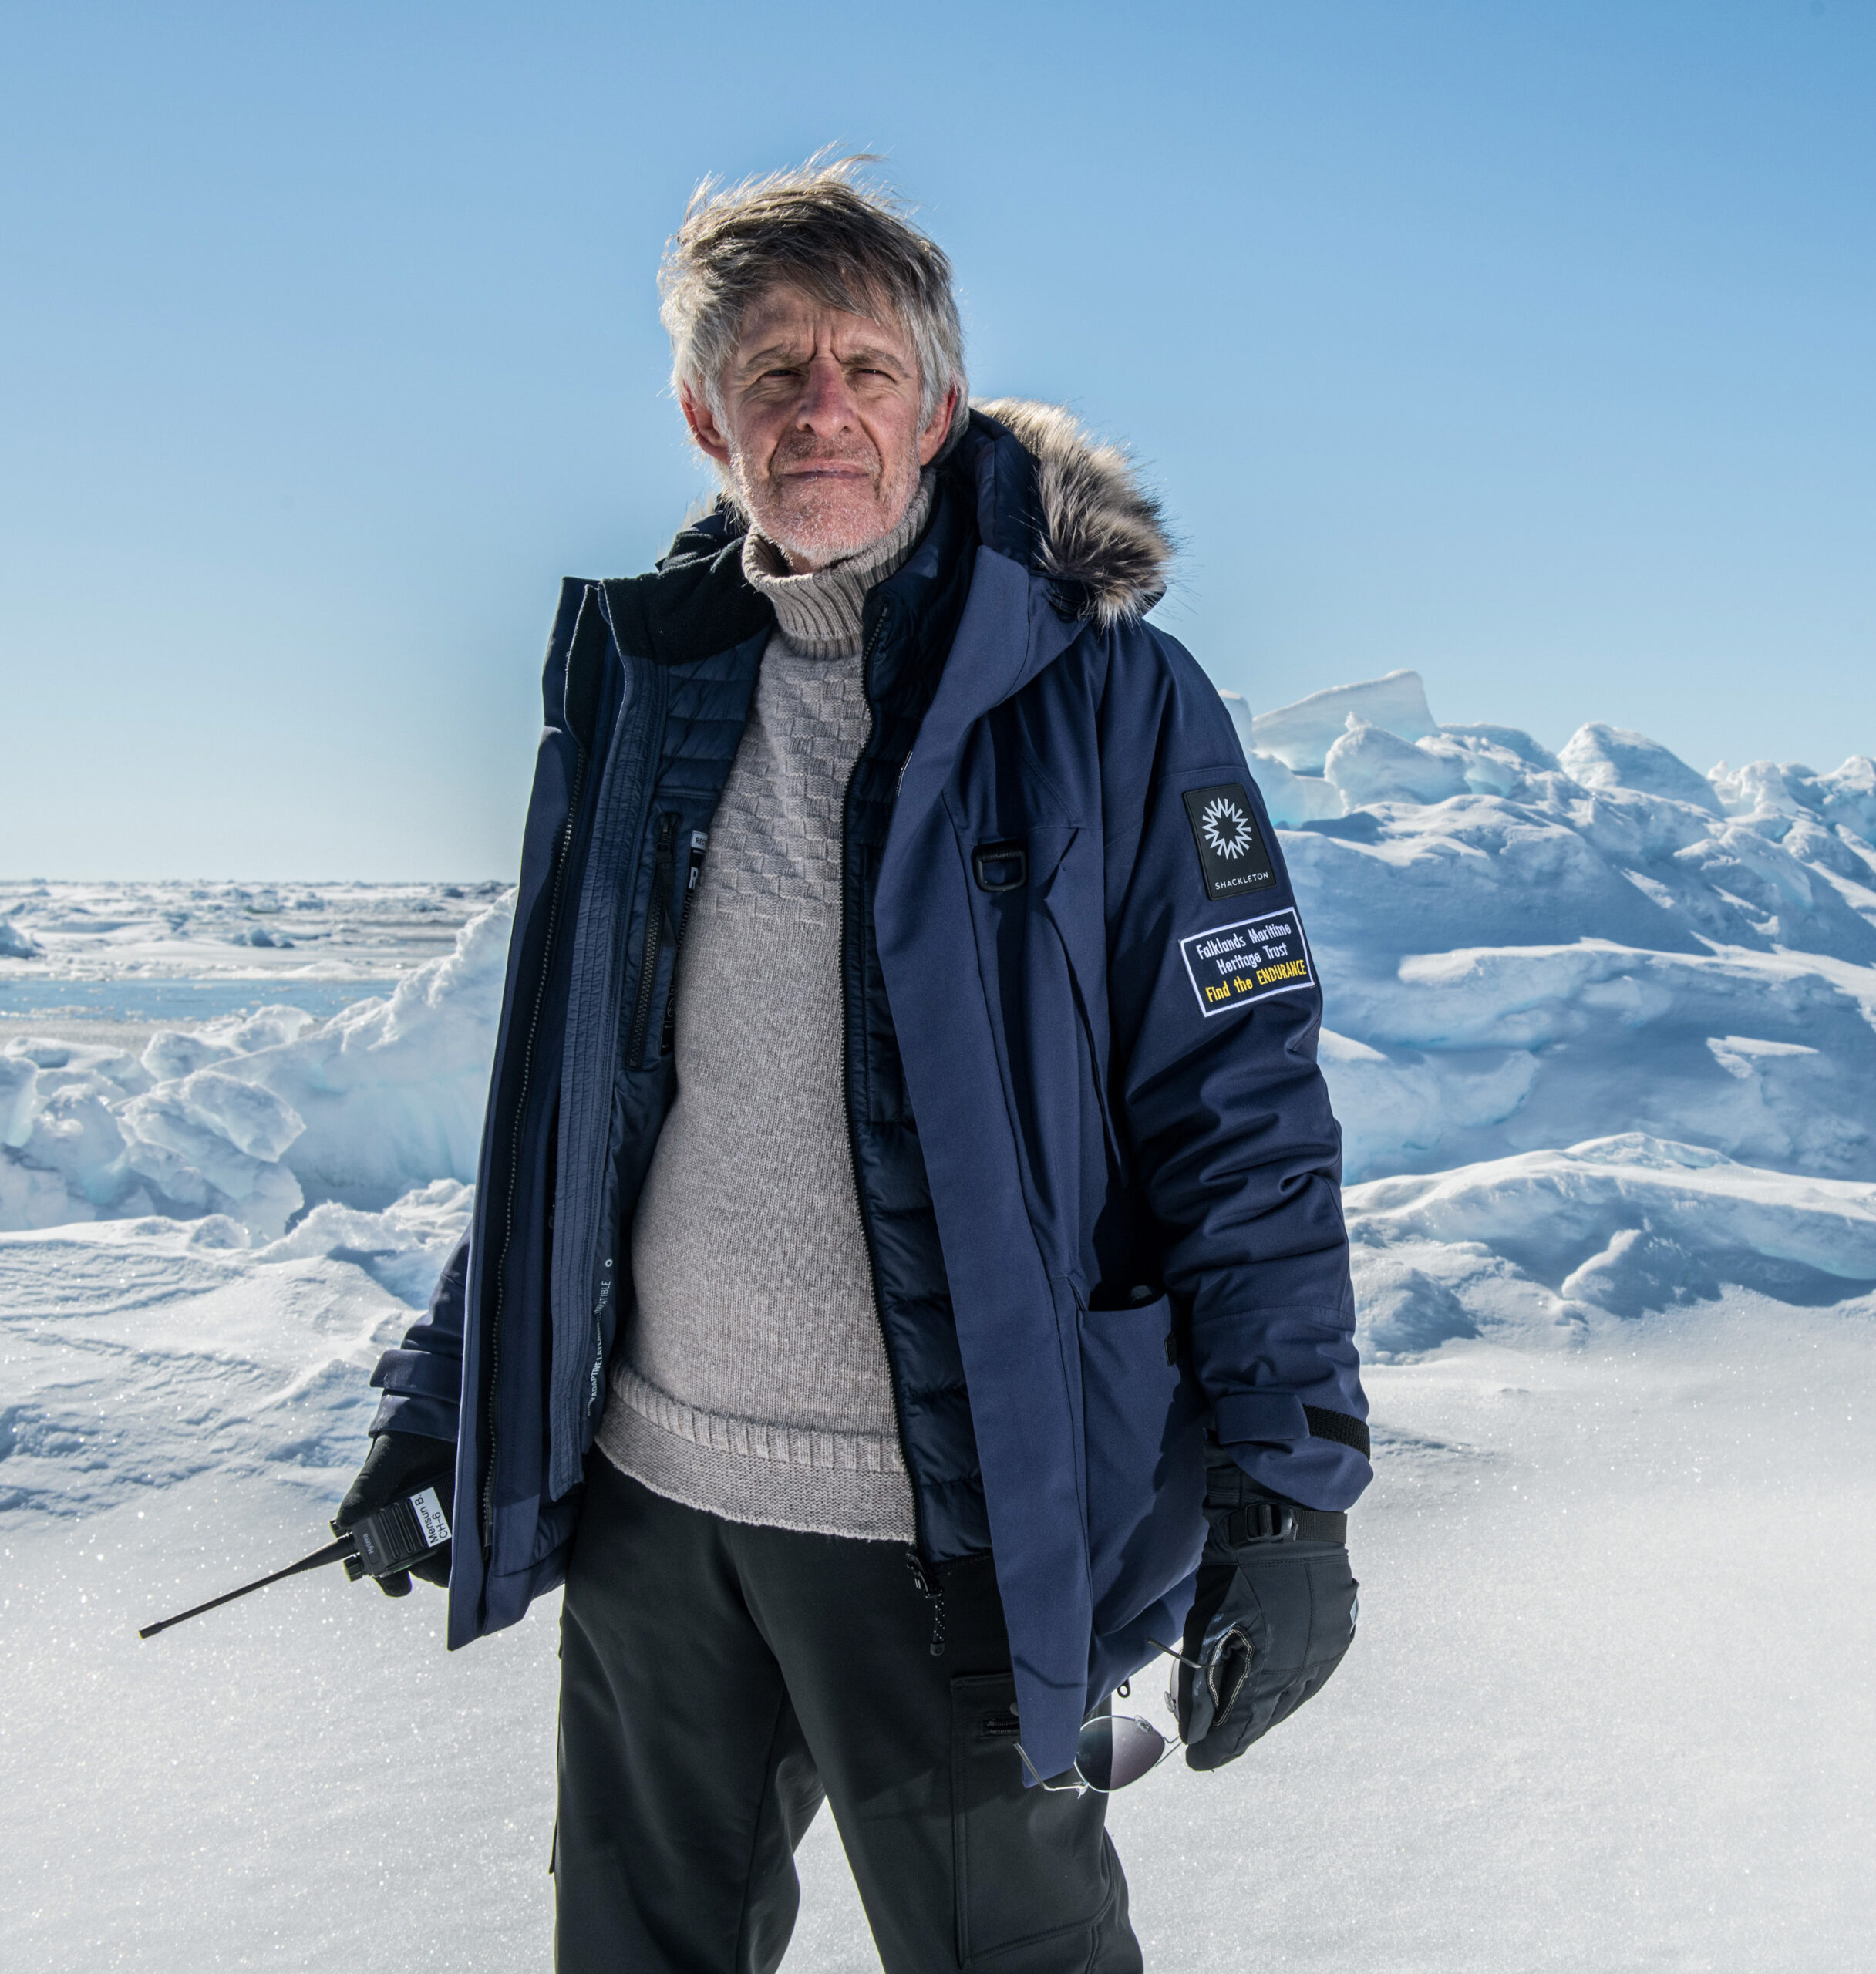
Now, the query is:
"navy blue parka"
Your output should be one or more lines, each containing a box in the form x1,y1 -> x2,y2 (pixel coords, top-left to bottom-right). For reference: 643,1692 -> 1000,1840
370,403 -> 1370,1782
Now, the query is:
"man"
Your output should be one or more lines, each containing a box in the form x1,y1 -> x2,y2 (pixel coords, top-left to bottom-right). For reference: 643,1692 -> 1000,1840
340,158 -> 1369,1972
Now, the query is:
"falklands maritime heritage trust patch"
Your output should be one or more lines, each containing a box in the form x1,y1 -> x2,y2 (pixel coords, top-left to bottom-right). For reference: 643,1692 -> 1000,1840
1180,911 -> 1315,1017
1181,783 -> 1278,901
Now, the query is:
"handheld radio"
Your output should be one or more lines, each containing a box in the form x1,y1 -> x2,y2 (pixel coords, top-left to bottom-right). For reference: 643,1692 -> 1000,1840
136,1485 -> 451,1639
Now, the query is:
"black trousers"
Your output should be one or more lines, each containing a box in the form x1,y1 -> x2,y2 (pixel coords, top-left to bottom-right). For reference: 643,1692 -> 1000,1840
555,1457 -> 1143,1973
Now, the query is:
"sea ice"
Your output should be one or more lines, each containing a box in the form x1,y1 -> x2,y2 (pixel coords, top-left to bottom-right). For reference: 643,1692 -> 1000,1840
1249,669 -> 1438,771
2,901 -> 510,1231
1228,675 -> 1876,1184
3,672 -> 1874,1971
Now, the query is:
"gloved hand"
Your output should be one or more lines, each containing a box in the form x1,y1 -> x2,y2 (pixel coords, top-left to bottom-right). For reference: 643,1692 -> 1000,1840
1177,1442 -> 1359,1770
335,1431 -> 456,1598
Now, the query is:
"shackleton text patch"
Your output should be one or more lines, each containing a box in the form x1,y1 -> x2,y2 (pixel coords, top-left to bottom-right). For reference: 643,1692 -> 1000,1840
1181,784 -> 1278,901
1180,911 -> 1315,1017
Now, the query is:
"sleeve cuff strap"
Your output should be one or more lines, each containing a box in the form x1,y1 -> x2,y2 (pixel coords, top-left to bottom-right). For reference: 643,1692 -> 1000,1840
1214,1393 -> 1372,1460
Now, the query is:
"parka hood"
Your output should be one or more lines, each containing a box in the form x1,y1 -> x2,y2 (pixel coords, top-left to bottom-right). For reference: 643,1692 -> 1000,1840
968,399 -> 1174,628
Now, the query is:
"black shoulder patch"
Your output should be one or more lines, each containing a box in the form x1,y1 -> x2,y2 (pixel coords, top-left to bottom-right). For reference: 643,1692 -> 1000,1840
1181,783 -> 1278,901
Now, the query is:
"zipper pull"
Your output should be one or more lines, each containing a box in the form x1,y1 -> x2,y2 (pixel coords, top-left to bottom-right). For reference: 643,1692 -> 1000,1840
675,830 -> 708,942
905,1549 -> 947,1659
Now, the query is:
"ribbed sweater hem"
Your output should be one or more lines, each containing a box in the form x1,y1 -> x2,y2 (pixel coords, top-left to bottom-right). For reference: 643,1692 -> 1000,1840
594,1366 -> 917,1542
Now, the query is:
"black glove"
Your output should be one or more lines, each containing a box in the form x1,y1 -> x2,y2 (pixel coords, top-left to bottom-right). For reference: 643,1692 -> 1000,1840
1177,1443 -> 1359,1770
335,1431 -> 456,1597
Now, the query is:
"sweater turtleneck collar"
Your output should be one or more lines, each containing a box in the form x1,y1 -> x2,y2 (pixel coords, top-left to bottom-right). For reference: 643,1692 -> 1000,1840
740,470 -> 935,659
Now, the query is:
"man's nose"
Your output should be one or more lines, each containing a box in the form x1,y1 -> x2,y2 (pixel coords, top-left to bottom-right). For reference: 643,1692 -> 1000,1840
793,356 -> 855,431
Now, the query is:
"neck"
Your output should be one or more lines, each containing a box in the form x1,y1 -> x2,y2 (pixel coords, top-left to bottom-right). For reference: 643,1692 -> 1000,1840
742,472 -> 935,659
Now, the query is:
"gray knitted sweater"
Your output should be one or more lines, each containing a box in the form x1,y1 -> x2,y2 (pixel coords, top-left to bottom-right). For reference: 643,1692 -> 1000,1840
594,476 -> 936,1540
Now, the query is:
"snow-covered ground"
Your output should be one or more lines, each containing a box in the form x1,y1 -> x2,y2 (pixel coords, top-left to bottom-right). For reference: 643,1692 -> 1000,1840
5,675 -> 1873,1969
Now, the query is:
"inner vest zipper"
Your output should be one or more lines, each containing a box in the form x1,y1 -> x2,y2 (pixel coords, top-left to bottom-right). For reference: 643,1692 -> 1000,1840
625,812 -> 680,1070
839,608 -> 928,1562
482,740 -> 587,1555
661,830 -> 708,1058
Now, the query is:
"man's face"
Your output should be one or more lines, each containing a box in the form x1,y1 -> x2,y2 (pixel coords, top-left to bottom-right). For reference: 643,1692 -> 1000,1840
681,285 -> 955,572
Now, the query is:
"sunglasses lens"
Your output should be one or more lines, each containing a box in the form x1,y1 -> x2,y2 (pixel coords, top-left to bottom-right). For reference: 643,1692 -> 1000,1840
1074,1713 -> 1167,1792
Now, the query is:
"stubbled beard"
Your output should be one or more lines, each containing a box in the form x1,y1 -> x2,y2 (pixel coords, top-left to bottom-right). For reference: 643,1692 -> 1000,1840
731,433 -> 921,570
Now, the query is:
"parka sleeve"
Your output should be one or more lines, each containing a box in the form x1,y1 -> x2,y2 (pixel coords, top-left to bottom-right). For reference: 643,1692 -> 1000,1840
1101,630 -> 1371,1512
366,1226 -> 468,1445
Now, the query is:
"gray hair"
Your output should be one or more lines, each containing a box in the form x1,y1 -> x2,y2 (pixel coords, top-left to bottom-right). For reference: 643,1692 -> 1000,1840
658,155 -> 968,453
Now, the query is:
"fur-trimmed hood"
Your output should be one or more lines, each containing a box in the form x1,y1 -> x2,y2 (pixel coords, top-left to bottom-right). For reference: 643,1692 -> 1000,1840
969,398 -> 1174,628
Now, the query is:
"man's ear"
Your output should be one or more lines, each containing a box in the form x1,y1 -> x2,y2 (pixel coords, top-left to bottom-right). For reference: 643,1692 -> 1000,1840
680,383 -> 734,467
917,385 -> 960,467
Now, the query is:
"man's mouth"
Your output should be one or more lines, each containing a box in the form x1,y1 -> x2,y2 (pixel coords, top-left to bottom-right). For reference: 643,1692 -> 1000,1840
777,463 -> 870,480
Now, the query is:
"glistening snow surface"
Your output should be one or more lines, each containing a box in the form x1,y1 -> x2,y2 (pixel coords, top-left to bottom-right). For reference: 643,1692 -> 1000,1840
5,678 -> 1873,1969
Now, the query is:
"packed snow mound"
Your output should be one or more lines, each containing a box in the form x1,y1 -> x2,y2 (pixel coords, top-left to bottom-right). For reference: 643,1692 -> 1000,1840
1558,722 -> 1723,814
140,1006 -> 318,1080
0,1181 -> 471,1518
1710,752 -> 1876,840
1346,1135 -> 1876,1357
225,901 -> 510,1206
1323,717 -> 1468,807
0,913 -> 42,959
1218,676 -> 1876,1187
0,900 -> 511,1235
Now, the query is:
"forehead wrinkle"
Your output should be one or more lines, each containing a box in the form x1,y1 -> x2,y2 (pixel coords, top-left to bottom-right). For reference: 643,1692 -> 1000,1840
734,284 -> 912,354
732,330 -> 914,380
735,337 -> 811,372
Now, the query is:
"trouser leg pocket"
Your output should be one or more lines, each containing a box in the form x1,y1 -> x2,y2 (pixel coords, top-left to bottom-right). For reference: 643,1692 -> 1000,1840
948,1673 -> 1110,1966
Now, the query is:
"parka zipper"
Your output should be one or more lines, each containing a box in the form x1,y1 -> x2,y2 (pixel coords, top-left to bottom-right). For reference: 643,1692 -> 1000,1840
839,608 -> 928,1564
625,812 -> 680,1070
482,743 -> 587,1555
545,658 -> 670,1499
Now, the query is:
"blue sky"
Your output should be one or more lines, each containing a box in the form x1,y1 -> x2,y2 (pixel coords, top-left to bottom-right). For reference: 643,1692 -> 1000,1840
2,0 -> 1871,879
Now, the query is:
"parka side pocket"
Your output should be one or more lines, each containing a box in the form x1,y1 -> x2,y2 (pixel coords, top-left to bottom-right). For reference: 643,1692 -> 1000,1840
1078,1295 -> 1207,1636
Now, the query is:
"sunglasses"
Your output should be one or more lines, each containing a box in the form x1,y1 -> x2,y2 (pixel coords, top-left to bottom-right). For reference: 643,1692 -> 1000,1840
1014,1640 -> 1201,1795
